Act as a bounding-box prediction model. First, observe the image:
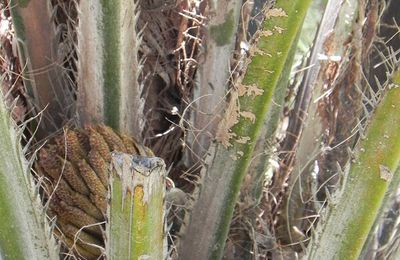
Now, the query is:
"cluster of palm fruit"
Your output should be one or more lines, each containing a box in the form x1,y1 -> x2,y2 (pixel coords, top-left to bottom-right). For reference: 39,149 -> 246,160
35,125 -> 153,259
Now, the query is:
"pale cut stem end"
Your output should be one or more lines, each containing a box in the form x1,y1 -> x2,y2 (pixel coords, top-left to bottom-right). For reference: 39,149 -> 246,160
107,152 -> 167,259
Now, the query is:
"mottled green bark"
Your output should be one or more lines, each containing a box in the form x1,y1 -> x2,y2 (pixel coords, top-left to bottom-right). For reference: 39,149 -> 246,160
178,1 -> 312,259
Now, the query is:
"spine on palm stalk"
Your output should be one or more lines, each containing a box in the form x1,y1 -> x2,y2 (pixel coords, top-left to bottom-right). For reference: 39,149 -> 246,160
36,125 -> 152,259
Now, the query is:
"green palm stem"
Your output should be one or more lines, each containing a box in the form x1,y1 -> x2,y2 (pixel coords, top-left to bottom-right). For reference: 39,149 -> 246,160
76,1 -> 166,258
184,0 -> 243,166
177,0 -> 312,259
306,70 -> 400,259
359,167 -> 400,259
0,90 -> 58,259
107,153 -> 166,259
77,0 -> 144,140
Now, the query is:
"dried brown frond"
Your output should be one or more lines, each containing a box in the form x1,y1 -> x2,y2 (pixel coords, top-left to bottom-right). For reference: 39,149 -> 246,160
139,0 -> 207,197
50,0 -> 79,96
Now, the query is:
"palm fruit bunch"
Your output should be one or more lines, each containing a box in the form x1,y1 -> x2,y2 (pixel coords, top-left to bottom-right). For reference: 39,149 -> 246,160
35,125 -> 153,259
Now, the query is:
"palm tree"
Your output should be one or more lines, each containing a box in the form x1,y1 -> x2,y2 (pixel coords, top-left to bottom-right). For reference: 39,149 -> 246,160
1,0 -> 400,259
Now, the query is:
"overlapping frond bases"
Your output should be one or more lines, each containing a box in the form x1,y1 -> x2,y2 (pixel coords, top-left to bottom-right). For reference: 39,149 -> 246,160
35,125 -> 152,259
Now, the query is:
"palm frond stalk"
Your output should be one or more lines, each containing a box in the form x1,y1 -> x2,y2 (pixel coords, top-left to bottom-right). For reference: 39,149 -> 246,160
108,152 -> 166,259
177,0 -> 312,258
306,68 -> 400,259
0,89 -> 58,259
77,0 -> 144,139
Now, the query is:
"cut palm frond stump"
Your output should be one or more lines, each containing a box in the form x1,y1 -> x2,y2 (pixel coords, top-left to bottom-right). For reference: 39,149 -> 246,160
36,125 -> 154,259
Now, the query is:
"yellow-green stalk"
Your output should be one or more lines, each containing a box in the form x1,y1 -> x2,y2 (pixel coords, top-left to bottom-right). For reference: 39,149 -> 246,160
178,0 -> 312,258
306,71 -> 400,259
0,90 -> 58,259
108,153 -> 166,259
